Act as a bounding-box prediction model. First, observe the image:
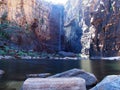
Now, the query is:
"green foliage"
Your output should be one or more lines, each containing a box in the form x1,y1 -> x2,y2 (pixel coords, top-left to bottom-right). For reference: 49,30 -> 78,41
17,51 -> 27,56
28,51 -> 38,57
0,50 -> 6,55
0,30 -> 9,39
9,51 -> 16,55
4,46 -> 9,50
0,12 -> 9,39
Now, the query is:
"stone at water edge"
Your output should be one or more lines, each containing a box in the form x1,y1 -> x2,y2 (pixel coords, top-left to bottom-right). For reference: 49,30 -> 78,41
58,51 -> 76,57
26,73 -> 51,78
0,70 -> 5,78
90,75 -> 120,90
22,78 -> 86,90
48,68 -> 98,88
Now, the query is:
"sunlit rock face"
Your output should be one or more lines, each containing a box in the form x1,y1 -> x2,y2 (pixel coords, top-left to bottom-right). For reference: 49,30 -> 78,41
7,0 -> 36,25
35,4 -> 64,52
90,0 -> 120,57
80,0 -> 100,55
0,0 -> 64,52
0,0 -> 7,18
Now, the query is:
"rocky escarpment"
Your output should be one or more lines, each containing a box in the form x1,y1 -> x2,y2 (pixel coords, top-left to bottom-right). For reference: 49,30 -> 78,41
64,0 -> 99,54
64,0 -> 82,53
1,0 -> 120,57
90,0 -> 120,57
65,0 -> 120,57
0,0 -> 64,52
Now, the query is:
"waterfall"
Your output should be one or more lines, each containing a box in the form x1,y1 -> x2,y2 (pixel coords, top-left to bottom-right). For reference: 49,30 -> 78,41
59,6 -> 62,51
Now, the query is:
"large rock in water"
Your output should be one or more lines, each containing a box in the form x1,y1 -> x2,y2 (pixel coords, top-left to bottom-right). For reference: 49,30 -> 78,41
22,78 -> 86,90
91,75 -> 120,90
48,68 -> 98,88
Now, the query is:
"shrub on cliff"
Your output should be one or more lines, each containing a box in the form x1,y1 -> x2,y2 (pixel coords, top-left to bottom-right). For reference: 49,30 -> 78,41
0,12 -> 9,39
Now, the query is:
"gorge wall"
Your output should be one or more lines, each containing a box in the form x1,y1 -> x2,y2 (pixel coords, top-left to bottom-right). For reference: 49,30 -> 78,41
64,0 -> 120,57
90,0 -> 120,57
64,0 -> 99,54
0,0 -> 120,57
63,0 -> 82,53
0,0 -> 64,52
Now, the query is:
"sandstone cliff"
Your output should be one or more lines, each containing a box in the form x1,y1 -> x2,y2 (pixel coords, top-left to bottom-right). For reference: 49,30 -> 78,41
90,0 -> 120,57
0,0 -> 64,52
64,0 -> 100,54
64,0 -> 120,57
1,0 -> 120,57
64,0 -> 82,53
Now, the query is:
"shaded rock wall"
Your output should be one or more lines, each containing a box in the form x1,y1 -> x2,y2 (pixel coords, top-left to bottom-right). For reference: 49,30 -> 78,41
64,0 -> 100,54
64,0 -> 83,53
0,0 -> 64,52
90,0 -> 120,57
64,0 -> 120,57
36,4 -> 64,52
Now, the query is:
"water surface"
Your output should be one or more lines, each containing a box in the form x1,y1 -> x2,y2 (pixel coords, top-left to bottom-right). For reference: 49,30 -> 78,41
0,59 -> 120,90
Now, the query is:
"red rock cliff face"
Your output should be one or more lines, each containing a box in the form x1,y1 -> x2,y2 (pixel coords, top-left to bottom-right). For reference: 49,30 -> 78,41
65,0 -> 120,57
90,0 -> 120,57
0,0 -> 64,52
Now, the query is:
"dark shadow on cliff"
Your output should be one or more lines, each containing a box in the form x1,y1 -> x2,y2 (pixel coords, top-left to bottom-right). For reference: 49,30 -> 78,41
63,19 -> 83,53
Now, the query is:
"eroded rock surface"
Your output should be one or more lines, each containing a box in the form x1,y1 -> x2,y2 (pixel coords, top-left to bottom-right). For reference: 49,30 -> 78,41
90,0 -> 120,57
64,0 -> 100,54
49,68 -> 98,88
0,0 -> 64,52
91,75 -> 120,90
64,0 -> 120,57
22,78 -> 86,90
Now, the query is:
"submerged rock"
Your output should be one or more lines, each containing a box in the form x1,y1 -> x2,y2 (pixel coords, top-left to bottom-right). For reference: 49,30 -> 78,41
58,51 -> 76,57
22,78 -> 86,90
91,75 -> 120,90
48,68 -> 98,88
0,70 -> 5,79
26,73 -> 51,78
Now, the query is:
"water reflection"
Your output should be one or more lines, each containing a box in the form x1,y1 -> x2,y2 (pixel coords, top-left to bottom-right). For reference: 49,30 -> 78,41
0,59 -> 120,90
0,59 -> 81,80
91,60 -> 120,81
0,79 -> 23,90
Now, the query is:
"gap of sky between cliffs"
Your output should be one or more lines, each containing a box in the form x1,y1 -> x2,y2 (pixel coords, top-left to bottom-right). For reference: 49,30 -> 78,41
44,0 -> 68,5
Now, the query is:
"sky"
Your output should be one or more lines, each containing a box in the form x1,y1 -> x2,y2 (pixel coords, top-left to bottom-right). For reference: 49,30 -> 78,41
44,0 -> 68,5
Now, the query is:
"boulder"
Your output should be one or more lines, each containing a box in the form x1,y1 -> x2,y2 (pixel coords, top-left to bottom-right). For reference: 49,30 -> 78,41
0,70 -> 5,79
48,68 -> 98,88
91,75 -> 120,90
58,51 -> 76,57
22,78 -> 86,90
